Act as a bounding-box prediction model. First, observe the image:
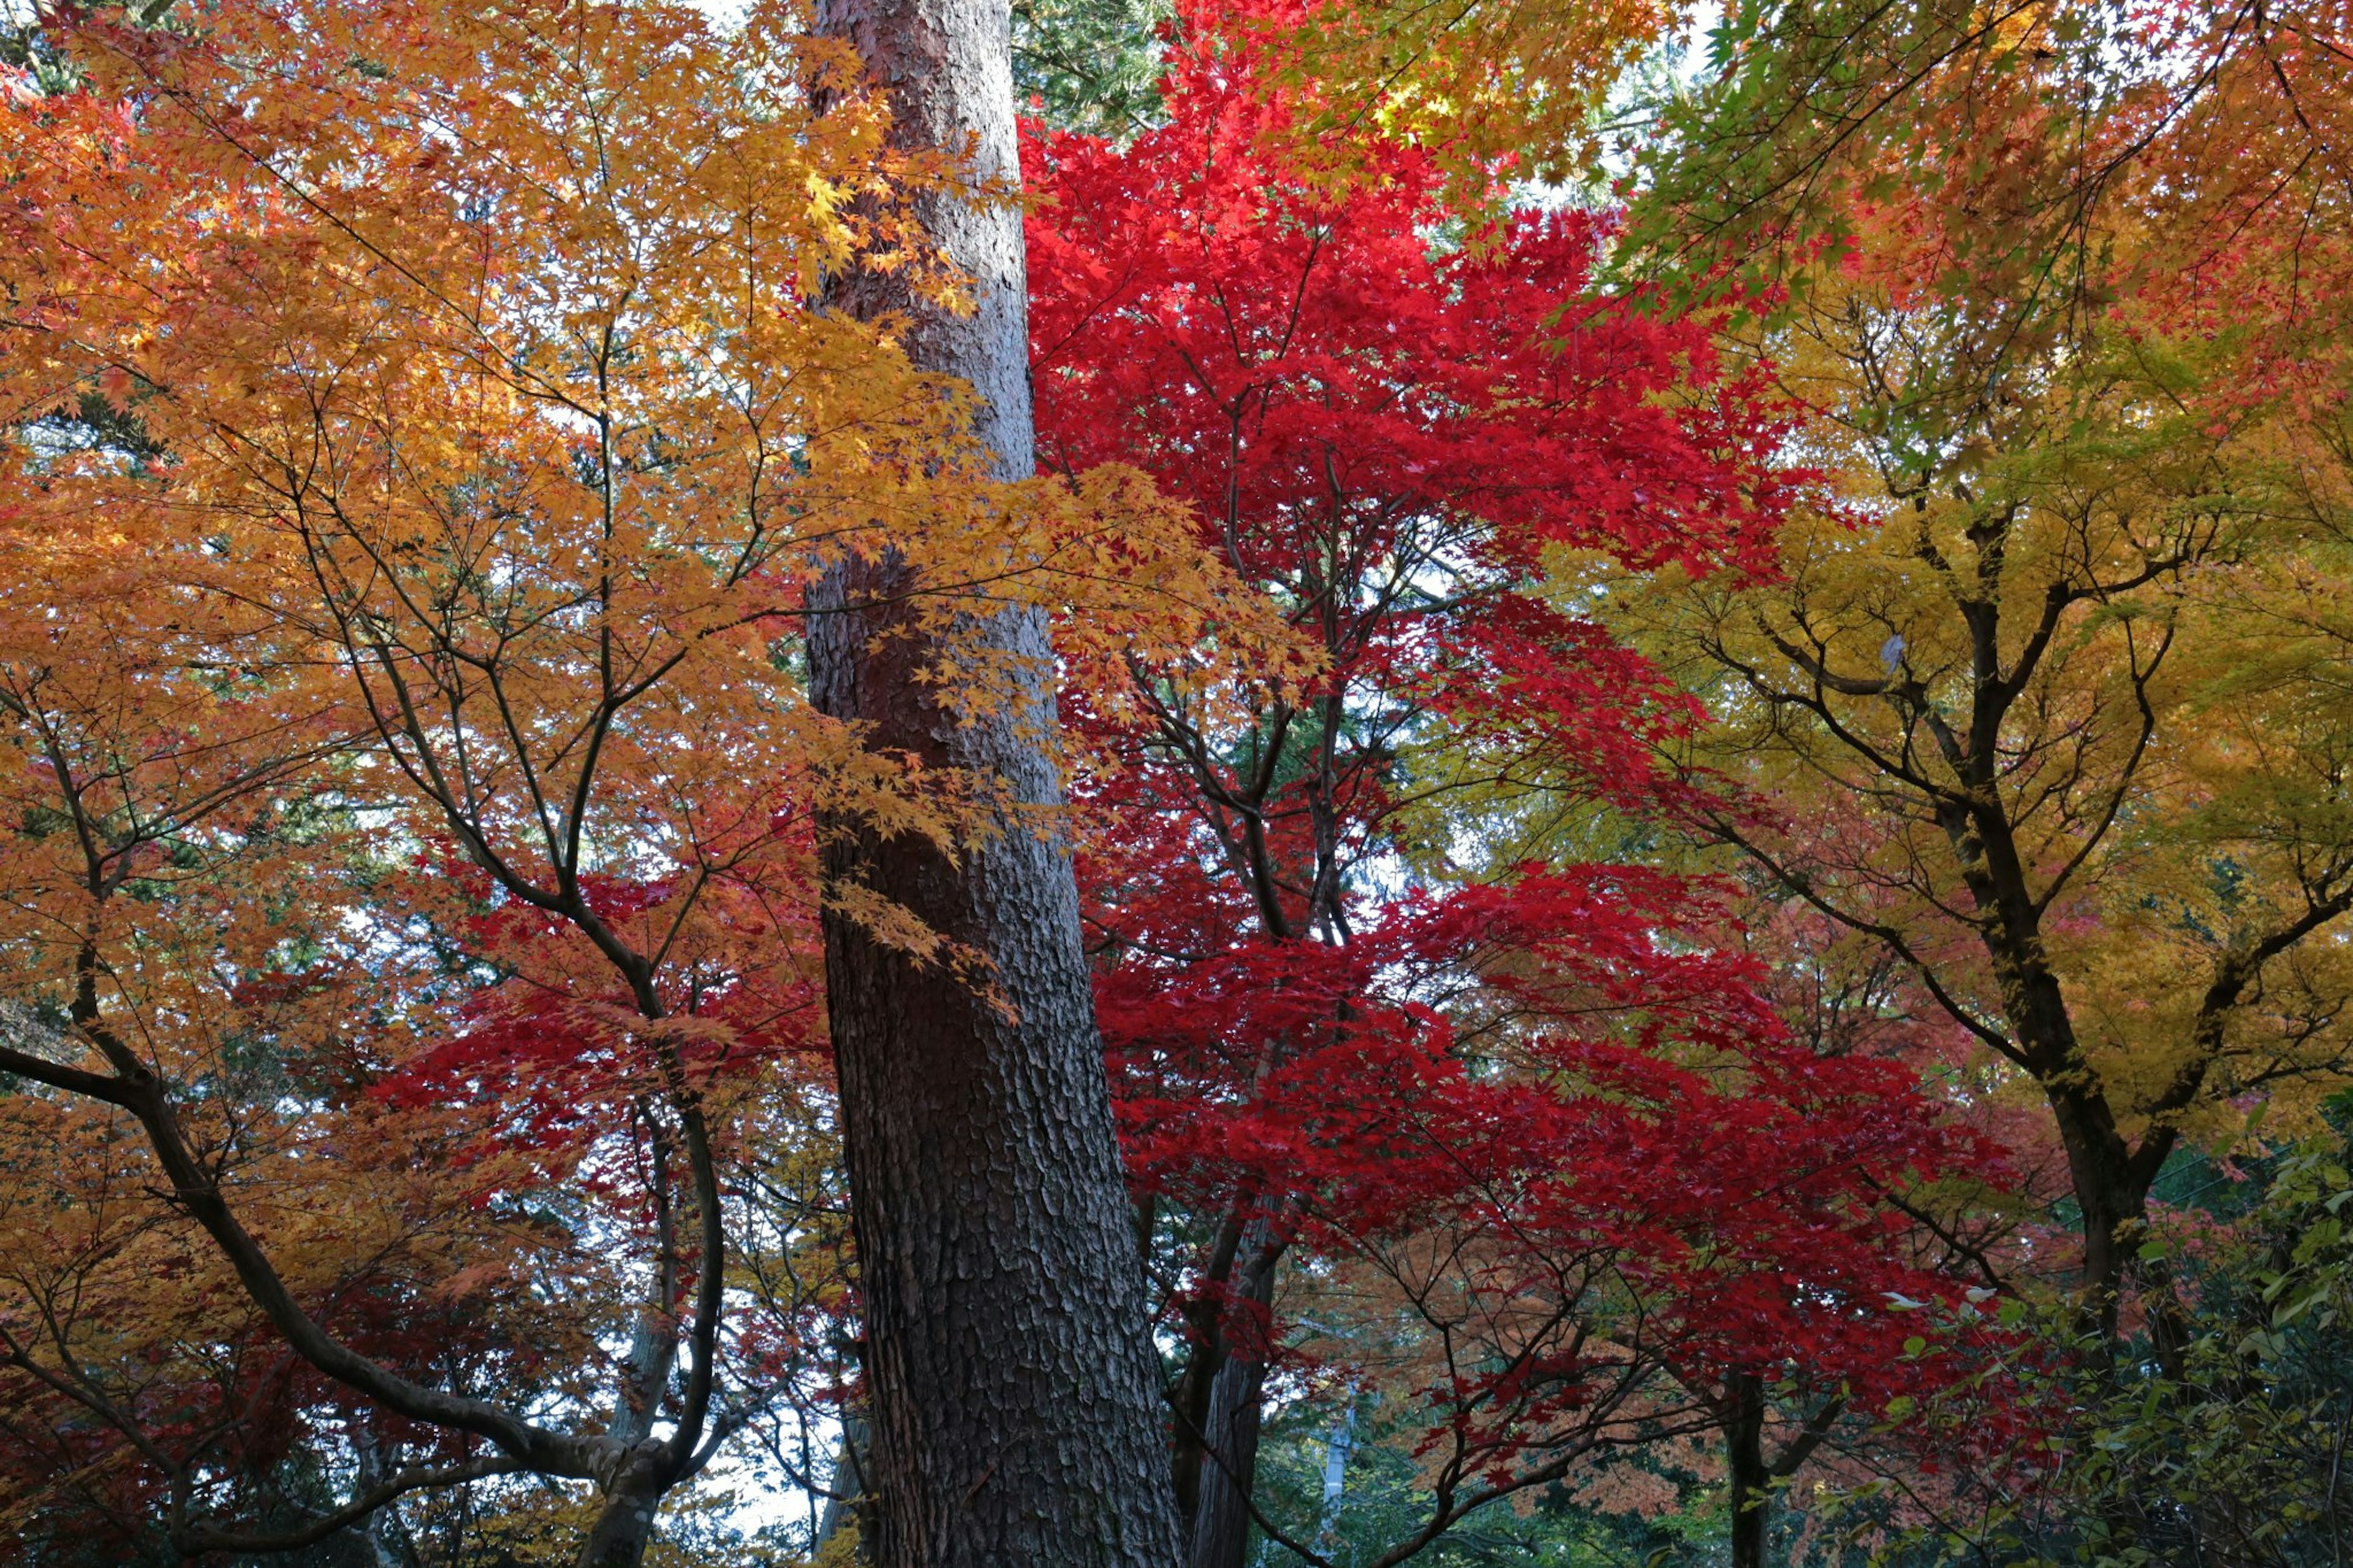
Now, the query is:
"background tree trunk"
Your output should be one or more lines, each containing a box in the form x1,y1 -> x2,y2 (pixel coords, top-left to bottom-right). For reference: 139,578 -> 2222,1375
807,2 -> 1183,1564
1312,1401 -> 1355,1556
1188,1350 -> 1268,1568
1724,1374 -> 1770,1568
1186,1220 -> 1278,1568
813,1411 -> 867,1556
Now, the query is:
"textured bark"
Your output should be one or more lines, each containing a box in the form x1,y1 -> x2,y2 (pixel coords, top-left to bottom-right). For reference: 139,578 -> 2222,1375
806,1 -> 1183,1564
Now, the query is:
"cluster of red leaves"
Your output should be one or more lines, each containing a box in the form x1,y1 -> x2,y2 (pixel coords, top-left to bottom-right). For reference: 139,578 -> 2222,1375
1028,62 -> 1792,575
350,848 -> 852,1452
1098,857 -> 2009,1411
372,852 -> 824,1154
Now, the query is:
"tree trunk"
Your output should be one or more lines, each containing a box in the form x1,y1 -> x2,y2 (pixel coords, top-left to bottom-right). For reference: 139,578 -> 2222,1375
1943,793 -> 2153,1347
813,1410 -> 868,1556
2047,1082 -> 2146,1341
1170,1210 -> 1280,1542
1312,1399 -> 1355,1555
1184,1216 -> 1278,1568
574,1449 -> 668,1568
806,2 -> 1183,1565
1189,1341 -> 1269,1568
1724,1374 -> 1770,1568
1998,924 -> 2151,1347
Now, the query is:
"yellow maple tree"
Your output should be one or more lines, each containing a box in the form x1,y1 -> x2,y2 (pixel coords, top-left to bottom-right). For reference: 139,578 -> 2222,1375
1602,168 -> 2353,1347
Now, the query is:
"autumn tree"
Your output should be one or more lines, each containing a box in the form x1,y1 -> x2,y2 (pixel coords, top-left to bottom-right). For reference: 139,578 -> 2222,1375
1030,37 -> 2006,1566
0,1 -> 1230,1561
1607,0 -> 2353,1343
29,0 -> 2352,1560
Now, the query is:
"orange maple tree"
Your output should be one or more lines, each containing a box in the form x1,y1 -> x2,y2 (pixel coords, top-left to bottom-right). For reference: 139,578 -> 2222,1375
0,1 -> 1243,1560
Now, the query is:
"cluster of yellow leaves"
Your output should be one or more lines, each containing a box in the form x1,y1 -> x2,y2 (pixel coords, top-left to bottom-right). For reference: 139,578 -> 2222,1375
1262,0 -> 1681,189
1606,230 -> 2353,1167
2,0 -> 1272,966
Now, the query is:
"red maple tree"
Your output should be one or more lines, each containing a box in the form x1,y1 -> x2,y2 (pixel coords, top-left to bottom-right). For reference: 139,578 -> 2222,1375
1028,40 -> 2010,1565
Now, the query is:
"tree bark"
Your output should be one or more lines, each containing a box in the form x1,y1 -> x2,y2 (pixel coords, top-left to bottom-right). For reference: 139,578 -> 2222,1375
806,2 -> 1183,1564
574,1451 -> 668,1568
1170,1208 -> 1281,1541
1189,1352 -> 1268,1568
813,1409 -> 868,1555
1187,1232 -> 1276,1568
1725,1374 -> 1770,1568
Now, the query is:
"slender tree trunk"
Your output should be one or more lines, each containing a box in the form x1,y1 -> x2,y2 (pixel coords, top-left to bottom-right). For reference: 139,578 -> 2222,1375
1312,1400 -> 1355,1556
2047,1082 -> 2146,1342
1725,1374 -> 1770,1568
813,1410 -> 868,1555
1171,1210 -> 1280,1543
1189,1354 -> 1267,1568
1944,800 -> 2152,1346
1995,934 -> 2156,1348
1188,1240 -> 1275,1568
574,1450 -> 668,1568
806,2 -> 1182,1564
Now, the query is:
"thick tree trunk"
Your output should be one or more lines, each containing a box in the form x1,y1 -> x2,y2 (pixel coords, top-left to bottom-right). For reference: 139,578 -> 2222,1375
575,1494 -> 659,1568
806,2 -> 1182,1565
